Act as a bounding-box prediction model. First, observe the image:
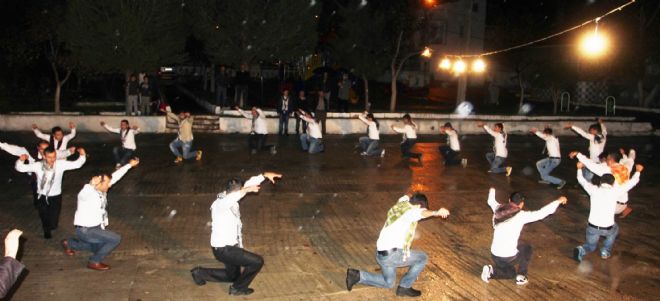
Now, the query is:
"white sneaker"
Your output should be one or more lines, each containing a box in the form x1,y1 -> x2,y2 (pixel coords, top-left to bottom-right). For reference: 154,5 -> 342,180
360,152 -> 367,156
506,166 -> 513,177
480,265 -> 492,283
380,149 -> 386,158
115,163 -> 121,169
461,158 -> 468,168
515,275 -> 528,285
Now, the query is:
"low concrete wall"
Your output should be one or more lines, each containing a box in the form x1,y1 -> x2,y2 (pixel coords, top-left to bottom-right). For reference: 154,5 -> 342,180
0,112 -> 653,136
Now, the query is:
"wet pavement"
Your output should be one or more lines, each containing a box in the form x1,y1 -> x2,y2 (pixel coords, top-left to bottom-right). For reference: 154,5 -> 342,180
0,131 -> 658,301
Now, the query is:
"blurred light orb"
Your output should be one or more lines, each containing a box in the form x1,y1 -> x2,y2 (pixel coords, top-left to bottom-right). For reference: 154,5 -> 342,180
421,47 -> 432,58
522,166 -> 534,176
519,103 -> 533,115
579,30 -> 609,58
472,58 -> 486,73
453,60 -> 467,74
439,58 -> 451,70
455,101 -> 474,117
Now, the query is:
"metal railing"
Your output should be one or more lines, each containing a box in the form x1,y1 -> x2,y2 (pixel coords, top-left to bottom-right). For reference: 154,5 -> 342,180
560,92 -> 571,112
604,96 -> 616,116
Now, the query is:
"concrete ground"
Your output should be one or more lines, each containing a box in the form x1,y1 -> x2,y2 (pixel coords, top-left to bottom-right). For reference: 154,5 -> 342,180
0,131 -> 658,301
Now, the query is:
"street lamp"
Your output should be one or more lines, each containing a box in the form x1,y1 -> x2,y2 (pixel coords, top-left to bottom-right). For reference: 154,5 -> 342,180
421,47 -> 432,58
439,58 -> 451,70
579,20 -> 609,59
452,59 -> 467,74
471,58 -> 486,73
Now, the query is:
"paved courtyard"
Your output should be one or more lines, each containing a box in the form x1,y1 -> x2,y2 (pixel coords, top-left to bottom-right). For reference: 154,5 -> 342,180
0,131 -> 658,301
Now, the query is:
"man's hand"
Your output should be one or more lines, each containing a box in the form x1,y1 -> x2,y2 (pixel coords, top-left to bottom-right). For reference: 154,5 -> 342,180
530,127 -> 538,133
597,117 -> 604,124
89,176 -> 102,186
635,164 -> 644,173
18,154 -> 28,162
434,208 -> 450,218
77,147 -> 86,156
234,106 -> 241,111
564,124 -> 572,130
100,121 -> 106,126
31,124 -> 38,130
129,158 -> 140,167
263,172 -> 282,184
477,122 -> 485,128
131,125 -> 139,130
569,151 -> 579,159
242,185 -> 261,194
68,146 -> 76,154
69,122 -> 76,129
557,196 -> 568,205
577,162 -> 584,169
4,229 -> 23,258
619,148 -> 626,155
159,107 -> 167,113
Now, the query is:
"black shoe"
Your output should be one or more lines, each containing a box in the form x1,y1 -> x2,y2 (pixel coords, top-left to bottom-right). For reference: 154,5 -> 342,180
396,286 -> 422,297
417,155 -> 423,163
229,286 -> 254,296
346,268 -> 360,291
190,267 -> 206,286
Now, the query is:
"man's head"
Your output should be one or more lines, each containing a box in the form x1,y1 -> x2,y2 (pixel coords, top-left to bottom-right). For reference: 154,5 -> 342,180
494,123 -> 504,133
130,74 -> 137,81
298,90 -> 306,98
226,178 -> 244,193
318,90 -> 325,98
509,191 -> 526,209
51,126 -> 64,141
43,147 -> 57,166
366,113 -> 375,121
342,73 -> 349,80
143,75 -> 149,83
95,174 -> 113,192
120,119 -> 129,130
283,89 -> 289,97
588,123 -> 601,135
402,114 -> 412,124
600,174 -> 615,186
251,106 -> 259,117
220,65 -> 226,71
543,127 -> 553,135
178,111 -> 188,119
605,152 -> 621,166
409,193 -> 429,209
37,140 -> 50,152
443,122 -> 453,130
240,63 -> 247,71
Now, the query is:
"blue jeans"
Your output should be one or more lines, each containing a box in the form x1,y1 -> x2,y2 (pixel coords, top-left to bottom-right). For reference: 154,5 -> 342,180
582,224 -> 619,256
439,145 -> 461,165
278,114 -> 290,135
486,152 -> 506,173
582,168 -> 594,182
359,137 -> 382,156
169,138 -> 197,160
359,249 -> 428,289
300,134 -> 323,154
67,226 -> 121,264
112,146 -> 134,166
536,158 -> 562,184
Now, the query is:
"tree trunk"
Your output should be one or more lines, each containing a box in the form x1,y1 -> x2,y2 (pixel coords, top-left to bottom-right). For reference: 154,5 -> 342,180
363,75 -> 370,111
210,64 -> 216,93
125,70 -> 131,114
518,75 -> 525,111
203,65 -> 208,91
390,71 -> 398,112
389,31 -> 404,113
50,62 -> 71,114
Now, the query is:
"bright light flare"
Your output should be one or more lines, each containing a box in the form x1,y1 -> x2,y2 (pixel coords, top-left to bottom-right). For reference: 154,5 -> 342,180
421,47 -> 432,58
452,60 -> 466,74
439,58 -> 451,70
472,58 -> 486,73
579,29 -> 609,58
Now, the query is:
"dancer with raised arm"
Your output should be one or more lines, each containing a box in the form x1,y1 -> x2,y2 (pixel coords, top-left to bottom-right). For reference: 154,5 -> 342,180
480,189 -> 567,285
161,108 -> 202,163
61,158 -> 140,270
298,109 -> 324,154
190,172 -> 282,296
391,114 -> 422,163
32,122 -> 76,151
565,118 -> 606,181
478,122 -> 511,176
530,127 -> 566,189
15,148 -> 86,239
236,106 -> 274,154
101,119 -> 140,168
356,111 -> 384,157
346,193 -> 450,297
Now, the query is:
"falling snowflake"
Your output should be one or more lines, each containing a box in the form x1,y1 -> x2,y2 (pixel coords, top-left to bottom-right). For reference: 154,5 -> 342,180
360,0 -> 368,7
242,19 -> 247,25
246,45 -> 252,50
310,0 -> 316,6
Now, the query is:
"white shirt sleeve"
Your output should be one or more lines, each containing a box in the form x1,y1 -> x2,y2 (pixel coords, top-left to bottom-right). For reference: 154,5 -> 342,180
517,201 -> 561,224
576,169 -> 597,195
33,128 -> 50,141
358,114 -> 369,125
600,122 -> 607,137
15,160 -> 39,173
244,175 -> 266,187
576,153 -> 606,176
237,109 -> 252,119
59,155 -> 86,171
109,164 -> 132,187
617,172 -> 640,193
391,126 -> 404,134
64,128 -> 76,140
487,188 -> 499,213
483,125 -> 497,137
534,131 -> 548,140
571,126 -> 592,140
103,124 -> 120,134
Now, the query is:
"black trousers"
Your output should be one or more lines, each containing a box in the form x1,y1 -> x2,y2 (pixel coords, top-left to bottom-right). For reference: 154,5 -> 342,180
337,98 -> 349,112
439,145 -> 461,165
196,246 -> 264,290
295,116 -> 307,134
34,194 -> 62,237
400,139 -> 421,159
315,110 -> 327,135
491,243 -> 532,279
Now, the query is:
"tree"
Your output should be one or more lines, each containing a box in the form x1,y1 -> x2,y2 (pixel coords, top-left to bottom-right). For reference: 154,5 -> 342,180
191,0 -> 320,67
62,0 -> 187,104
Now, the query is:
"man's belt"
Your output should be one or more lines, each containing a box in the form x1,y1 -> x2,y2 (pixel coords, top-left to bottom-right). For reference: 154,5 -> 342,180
377,248 -> 399,256
549,157 -> 560,159
588,223 -> 613,230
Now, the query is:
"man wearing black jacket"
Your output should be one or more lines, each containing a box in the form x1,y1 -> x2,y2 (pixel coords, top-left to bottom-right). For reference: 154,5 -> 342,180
0,229 -> 24,298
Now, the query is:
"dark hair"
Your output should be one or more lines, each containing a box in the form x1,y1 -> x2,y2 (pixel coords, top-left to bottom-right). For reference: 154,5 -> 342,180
509,192 -> 526,205
443,122 -> 453,129
607,151 -> 621,162
495,123 -> 504,130
226,178 -> 244,193
589,123 -> 603,143
591,175 -> 601,186
543,127 -> 553,135
367,113 -> 380,129
51,126 -> 63,134
409,193 -> 429,209
402,114 -> 411,122
43,147 -> 56,154
121,119 -> 129,125
600,174 -> 615,186
598,152 -> 608,162
38,140 -> 49,146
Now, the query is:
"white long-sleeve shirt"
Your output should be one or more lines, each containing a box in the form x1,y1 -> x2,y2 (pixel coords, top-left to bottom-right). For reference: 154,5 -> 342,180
576,153 -> 633,203
15,155 -> 86,197
392,124 -> 417,141
103,124 -> 139,150
483,126 -> 508,158
358,114 -> 379,140
487,189 -> 561,257
73,165 -> 132,228
444,129 -> 460,151
210,175 -> 266,248
534,131 -> 560,158
577,169 -> 639,227
300,115 -> 322,139
572,124 -> 606,162
238,108 -> 267,135
376,195 -> 425,251
33,128 -> 76,150
0,142 -> 71,163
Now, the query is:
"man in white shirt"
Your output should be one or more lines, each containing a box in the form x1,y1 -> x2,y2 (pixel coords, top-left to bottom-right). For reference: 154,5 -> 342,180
478,122 -> 512,176
356,112 -> 384,157
101,119 -> 140,168
1,140 -> 73,164
32,122 -> 76,151
236,106 -> 274,154
391,114 -> 422,163
439,122 -> 464,166
530,127 -> 566,189
298,109 -> 324,154
346,193 -> 450,297
480,189 -> 566,285
564,118 -> 607,181
573,162 -> 642,262
16,148 -> 86,239
61,158 -> 139,271
190,172 -> 282,296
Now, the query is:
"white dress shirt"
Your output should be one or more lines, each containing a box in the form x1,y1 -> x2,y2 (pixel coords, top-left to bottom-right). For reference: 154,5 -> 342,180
0,142 -> 71,163
15,155 -> 86,197
535,132 -> 561,158
576,153 -> 633,204
239,108 -> 267,135
577,169 -> 639,227
445,129 -> 460,151
104,124 -> 139,150
73,165 -> 132,228
376,196 -> 424,251
571,125 -> 607,162
358,114 -> 380,140
483,126 -> 508,158
210,175 -> 266,248
392,124 -> 417,140
301,115 -> 322,139
487,189 -> 561,257
33,128 -> 76,150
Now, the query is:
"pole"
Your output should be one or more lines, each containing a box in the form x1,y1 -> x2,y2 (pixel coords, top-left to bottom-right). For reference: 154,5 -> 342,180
456,0 -> 473,104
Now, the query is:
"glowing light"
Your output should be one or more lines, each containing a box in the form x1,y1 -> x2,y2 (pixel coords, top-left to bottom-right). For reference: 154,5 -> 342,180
423,0 -> 437,7
421,47 -> 432,58
439,58 -> 451,70
472,58 -> 486,73
452,59 -> 466,74
579,23 -> 609,58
